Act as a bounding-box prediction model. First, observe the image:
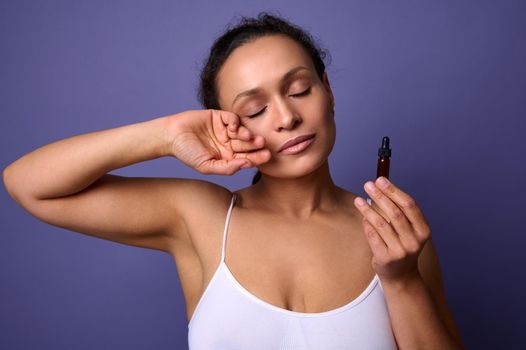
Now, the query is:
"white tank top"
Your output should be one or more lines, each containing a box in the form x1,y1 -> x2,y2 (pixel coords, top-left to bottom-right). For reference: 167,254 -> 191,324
188,193 -> 398,349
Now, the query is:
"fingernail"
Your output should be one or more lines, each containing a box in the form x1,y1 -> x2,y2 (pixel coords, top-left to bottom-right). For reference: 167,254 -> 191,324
365,181 -> 377,193
355,197 -> 366,207
240,162 -> 251,169
376,176 -> 389,189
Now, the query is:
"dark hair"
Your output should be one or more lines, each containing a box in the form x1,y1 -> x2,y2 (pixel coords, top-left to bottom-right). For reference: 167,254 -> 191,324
197,11 -> 331,184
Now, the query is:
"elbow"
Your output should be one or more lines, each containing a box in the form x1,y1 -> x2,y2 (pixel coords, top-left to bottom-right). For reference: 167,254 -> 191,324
3,165 -> 31,206
3,165 -> 19,204
2,165 -> 14,198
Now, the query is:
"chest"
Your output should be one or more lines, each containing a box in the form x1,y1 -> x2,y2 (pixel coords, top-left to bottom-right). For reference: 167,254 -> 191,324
219,210 -> 376,313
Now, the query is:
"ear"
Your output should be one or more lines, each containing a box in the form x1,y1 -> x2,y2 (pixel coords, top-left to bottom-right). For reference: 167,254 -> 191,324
322,72 -> 335,114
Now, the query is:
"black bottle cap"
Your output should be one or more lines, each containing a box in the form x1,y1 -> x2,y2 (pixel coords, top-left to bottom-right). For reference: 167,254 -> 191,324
378,136 -> 392,157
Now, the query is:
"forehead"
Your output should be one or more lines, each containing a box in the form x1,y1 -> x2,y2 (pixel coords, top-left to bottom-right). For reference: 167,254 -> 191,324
216,34 -> 314,108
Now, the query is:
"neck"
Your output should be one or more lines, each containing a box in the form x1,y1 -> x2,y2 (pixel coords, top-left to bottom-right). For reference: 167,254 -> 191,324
251,161 -> 342,218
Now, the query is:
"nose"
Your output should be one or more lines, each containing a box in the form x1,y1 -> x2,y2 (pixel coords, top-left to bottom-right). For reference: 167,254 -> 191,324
273,100 -> 302,131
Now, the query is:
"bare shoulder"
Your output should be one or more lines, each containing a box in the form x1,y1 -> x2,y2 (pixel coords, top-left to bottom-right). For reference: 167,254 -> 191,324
163,177 -> 234,254
162,177 -> 233,234
333,185 -> 361,213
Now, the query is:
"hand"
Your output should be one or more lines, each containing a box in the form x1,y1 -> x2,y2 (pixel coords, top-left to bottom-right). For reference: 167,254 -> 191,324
353,177 -> 431,285
164,109 -> 271,175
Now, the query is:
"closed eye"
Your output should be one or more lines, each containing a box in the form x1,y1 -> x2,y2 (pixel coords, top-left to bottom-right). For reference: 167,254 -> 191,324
291,87 -> 311,98
246,87 -> 312,118
247,107 -> 267,118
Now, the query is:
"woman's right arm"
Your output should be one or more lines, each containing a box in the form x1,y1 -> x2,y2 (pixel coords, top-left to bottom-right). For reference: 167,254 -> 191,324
2,110 -> 270,254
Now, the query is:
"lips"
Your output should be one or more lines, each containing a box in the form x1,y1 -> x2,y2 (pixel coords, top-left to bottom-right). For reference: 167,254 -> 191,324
278,133 -> 316,152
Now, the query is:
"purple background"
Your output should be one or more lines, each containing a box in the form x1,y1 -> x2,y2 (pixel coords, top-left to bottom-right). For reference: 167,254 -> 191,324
1,0 -> 525,349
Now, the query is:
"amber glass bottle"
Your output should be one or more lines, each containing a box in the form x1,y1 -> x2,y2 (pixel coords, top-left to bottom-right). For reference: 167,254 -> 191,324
377,136 -> 391,179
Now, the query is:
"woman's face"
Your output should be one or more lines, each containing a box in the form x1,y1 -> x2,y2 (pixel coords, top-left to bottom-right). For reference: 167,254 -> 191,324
216,34 -> 335,179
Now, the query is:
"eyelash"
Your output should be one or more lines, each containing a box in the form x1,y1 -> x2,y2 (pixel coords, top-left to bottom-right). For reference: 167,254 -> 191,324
247,87 -> 312,118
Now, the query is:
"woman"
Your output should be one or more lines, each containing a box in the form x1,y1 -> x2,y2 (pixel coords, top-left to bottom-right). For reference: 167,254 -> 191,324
3,12 -> 463,349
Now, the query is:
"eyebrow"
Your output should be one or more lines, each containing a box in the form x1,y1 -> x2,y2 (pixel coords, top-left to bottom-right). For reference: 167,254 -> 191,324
231,66 -> 310,108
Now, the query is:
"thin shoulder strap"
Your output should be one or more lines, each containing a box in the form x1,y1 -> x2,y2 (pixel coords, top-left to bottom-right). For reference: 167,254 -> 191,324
220,193 -> 237,263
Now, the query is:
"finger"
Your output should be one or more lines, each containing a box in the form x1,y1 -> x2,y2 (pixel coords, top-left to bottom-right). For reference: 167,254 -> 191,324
227,124 -> 254,141
354,196 -> 404,254
200,157 -> 249,176
212,110 -> 260,148
370,201 -> 389,222
234,148 -> 272,166
218,110 -> 241,133
361,217 -> 388,258
230,135 -> 265,153
364,181 -> 413,241
375,177 -> 431,240
211,110 -> 229,144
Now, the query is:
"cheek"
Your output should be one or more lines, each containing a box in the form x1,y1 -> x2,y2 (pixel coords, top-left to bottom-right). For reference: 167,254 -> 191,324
320,102 -> 336,148
310,92 -> 331,118
240,119 -> 267,137
240,122 -> 256,136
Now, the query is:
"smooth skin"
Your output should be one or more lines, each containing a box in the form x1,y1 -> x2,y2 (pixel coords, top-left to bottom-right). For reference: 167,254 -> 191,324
3,34 -> 463,349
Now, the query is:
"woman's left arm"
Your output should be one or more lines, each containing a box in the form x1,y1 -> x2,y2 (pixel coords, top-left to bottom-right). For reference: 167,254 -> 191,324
353,177 -> 465,350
